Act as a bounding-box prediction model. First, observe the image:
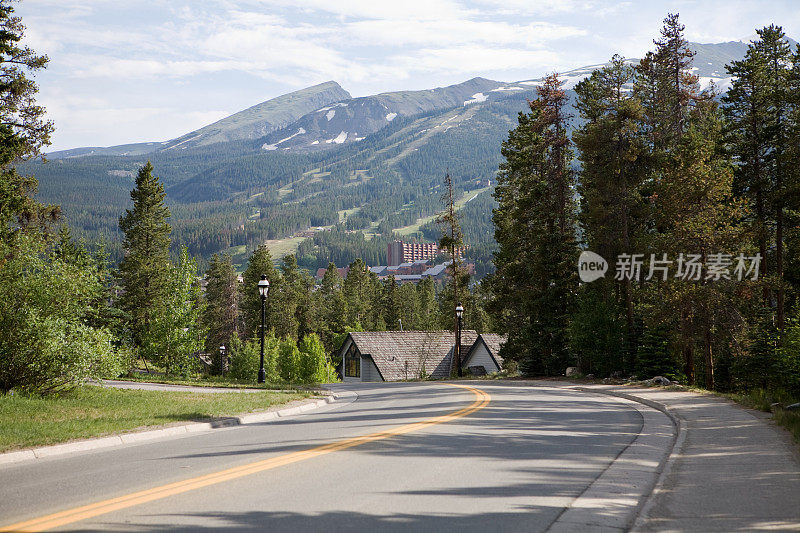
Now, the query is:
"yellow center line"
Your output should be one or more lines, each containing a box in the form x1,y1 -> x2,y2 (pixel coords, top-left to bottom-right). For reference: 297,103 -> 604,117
1,383 -> 491,533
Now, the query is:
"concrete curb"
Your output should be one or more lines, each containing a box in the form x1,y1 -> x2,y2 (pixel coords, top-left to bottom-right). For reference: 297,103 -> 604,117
545,386 -> 679,533
0,390 -> 357,467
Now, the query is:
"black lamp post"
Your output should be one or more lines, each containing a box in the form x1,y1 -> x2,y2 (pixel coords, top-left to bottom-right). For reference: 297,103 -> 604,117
258,275 -> 269,383
219,344 -> 227,375
455,303 -> 464,377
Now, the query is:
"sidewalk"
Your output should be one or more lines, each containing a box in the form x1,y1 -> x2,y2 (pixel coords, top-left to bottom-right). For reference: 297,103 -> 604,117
578,384 -> 800,532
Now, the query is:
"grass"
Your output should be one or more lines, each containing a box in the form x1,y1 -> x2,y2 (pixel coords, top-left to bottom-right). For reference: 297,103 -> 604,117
394,186 -> 492,236
114,373 -> 299,390
726,388 -> 800,443
0,386 -> 311,452
264,236 -> 307,259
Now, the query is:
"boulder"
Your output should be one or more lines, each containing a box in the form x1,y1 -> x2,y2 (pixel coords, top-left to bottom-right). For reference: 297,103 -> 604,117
565,367 -> 578,377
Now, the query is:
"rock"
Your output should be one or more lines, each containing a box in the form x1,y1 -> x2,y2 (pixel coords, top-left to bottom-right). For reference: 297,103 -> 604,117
565,367 -> 578,377
585,374 -> 595,379
786,403 -> 800,411
646,376 -> 671,386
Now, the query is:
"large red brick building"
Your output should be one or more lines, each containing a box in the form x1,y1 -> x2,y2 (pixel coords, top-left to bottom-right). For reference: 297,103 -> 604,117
387,240 -> 464,266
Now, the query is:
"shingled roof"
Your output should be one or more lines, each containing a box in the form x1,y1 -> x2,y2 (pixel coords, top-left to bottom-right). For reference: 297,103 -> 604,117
477,333 -> 506,364
347,330 -> 478,380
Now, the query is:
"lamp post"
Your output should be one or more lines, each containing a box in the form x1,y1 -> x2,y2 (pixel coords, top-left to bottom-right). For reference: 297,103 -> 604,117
258,275 -> 269,383
219,345 -> 227,375
455,303 -> 464,377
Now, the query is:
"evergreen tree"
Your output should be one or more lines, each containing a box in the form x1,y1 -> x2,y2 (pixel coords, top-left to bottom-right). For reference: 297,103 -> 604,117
344,258 -> 379,328
650,99 -> 747,388
574,55 -> 649,370
383,275 -> 402,330
489,73 -> 579,375
240,245 -> 278,337
318,262 -> 347,351
0,2 -> 57,248
723,39 -> 772,304
752,25 -> 794,330
203,253 -> 240,373
415,277 -> 438,331
118,162 -> 171,350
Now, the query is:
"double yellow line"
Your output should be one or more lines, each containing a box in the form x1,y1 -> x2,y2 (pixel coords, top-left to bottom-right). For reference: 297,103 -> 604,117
2,383 -> 490,532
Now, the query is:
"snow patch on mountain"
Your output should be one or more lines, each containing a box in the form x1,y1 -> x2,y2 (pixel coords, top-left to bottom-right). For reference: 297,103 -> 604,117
262,128 -> 306,150
326,110 -> 336,121
386,112 -> 397,121
463,93 -> 488,106
491,86 -> 525,92
325,131 -> 348,144
317,102 -> 349,112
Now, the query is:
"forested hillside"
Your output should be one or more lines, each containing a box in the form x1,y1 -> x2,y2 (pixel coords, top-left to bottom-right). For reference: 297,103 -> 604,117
22,40 -> 756,274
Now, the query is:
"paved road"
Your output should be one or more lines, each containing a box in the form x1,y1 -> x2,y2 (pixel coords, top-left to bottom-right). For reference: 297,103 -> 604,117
0,382 -> 661,532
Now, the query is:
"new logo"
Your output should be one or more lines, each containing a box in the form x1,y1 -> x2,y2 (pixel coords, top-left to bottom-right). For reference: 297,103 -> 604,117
578,251 -> 608,282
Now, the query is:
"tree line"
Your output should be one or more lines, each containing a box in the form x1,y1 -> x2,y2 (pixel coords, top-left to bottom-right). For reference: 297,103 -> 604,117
489,14 -> 800,396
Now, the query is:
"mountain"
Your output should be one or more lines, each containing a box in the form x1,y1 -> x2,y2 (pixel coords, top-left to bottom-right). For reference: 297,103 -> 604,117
25,39 -> 775,274
258,77 -> 506,151
47,81 -> 352,159
161,81 -> 352,151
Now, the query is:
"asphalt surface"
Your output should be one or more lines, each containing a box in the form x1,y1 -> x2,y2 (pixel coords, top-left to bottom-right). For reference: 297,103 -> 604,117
0,382 -> 660,532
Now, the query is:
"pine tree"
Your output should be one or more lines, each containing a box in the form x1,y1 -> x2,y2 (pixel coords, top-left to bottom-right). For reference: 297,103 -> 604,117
383,275 -> 402,331
650,99 -> 747,388
574,55 -> 649,371
240,245 -> 278,337
489,73 -> 579,375
723,40 -> 772,303
203,253 -> 239,373
318,262 -> 347,351
118,162 -> 171,349
752,25 -> 793,330
0,2 -> 57,248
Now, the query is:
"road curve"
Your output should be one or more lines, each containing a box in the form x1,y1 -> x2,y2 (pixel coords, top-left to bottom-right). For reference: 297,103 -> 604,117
0,382 -> 664,532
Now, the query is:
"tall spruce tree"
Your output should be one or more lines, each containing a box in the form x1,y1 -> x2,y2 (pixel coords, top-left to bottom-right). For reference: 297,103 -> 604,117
489,73 -> 579,375
318,262 -> 347,351
0,1 -> 57,248
574,55 -> 649,372
118,162 -> 171,349
203,253 -> 240,373
240,245 -> 278,337
753,25 -> 794,330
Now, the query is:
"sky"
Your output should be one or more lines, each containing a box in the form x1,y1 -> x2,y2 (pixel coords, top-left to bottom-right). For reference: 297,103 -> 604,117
17,0 -> 800,152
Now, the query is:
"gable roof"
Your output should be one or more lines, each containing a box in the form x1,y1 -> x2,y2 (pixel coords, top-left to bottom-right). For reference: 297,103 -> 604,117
465,333 -> 507,369
343,330 -> 478,380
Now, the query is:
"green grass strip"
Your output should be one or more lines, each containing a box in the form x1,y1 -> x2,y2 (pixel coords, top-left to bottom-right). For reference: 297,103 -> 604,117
0,386 -> 310,452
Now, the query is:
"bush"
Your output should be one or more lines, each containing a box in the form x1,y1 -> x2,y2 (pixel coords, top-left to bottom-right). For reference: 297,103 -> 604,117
0,237 -> 129,393
277,338 -> 300,383
228,334 -> 279,383
298,333 -> 338,384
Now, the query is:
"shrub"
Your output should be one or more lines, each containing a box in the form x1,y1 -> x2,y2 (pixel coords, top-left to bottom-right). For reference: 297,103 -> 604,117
298,333 -> 338,384
277,338 -> 300,383
228,334 -> 278,383
0,237 -> 129,393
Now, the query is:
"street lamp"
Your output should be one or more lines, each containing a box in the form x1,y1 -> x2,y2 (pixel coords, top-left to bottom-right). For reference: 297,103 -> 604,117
219,345 -> 227,375
257,275 -> 269,383
455,303 -> 464,377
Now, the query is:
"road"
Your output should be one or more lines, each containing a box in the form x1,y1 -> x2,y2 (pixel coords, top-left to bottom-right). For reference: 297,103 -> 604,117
0,382 -> 662,532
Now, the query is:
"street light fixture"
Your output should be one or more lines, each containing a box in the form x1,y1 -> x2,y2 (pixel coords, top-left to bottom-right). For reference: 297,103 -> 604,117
258,275 -> 269,383
455,303 -> 464,377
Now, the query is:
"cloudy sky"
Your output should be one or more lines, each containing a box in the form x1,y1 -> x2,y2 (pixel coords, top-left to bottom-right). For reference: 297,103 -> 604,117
17,0 -> 800,151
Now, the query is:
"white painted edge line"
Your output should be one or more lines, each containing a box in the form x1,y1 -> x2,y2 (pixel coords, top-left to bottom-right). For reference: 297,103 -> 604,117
546,388 -> 678,533
0,389 -> 358,467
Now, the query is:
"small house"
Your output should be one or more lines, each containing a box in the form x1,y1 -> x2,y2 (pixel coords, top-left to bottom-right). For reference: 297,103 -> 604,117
462,333 -> 506,375
339,330 -> 478,382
